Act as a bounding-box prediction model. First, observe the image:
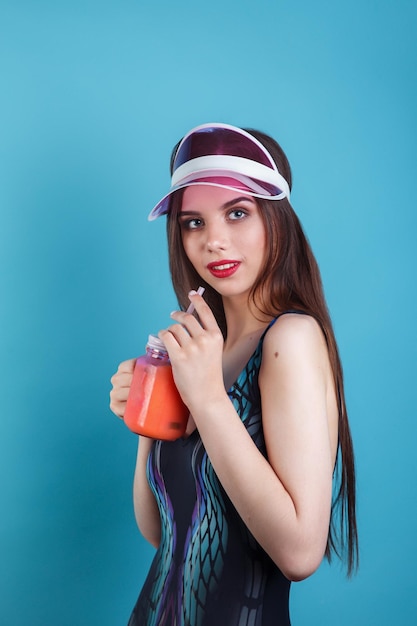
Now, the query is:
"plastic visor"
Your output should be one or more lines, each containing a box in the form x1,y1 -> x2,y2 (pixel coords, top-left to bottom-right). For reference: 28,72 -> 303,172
148,123 -> 290,220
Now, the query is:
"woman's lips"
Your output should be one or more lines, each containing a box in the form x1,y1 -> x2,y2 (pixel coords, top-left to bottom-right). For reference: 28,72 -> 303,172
207,260 -> 241,278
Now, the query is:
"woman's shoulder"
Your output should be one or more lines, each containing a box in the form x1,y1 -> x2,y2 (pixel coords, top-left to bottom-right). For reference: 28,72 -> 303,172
262,312 -> 328,363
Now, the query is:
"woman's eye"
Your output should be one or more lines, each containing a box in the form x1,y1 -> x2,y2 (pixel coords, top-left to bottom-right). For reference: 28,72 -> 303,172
180,217 -> 203,230
228,209 -> 247,220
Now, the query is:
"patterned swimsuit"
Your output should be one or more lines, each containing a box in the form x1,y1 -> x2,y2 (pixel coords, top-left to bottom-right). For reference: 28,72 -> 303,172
128,321 -> 291,626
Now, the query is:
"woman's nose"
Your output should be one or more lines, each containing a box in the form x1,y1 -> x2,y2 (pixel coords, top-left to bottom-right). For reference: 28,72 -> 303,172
205,221 -> 228,252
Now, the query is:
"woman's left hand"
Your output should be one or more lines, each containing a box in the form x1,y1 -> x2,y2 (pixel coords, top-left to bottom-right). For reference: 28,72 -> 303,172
158,291 -> 225,412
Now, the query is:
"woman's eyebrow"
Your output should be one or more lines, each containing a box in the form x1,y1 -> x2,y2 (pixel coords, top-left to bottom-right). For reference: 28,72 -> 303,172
221,196 -> 256,209
179,210 -> 201,217
180,196 -> 256,216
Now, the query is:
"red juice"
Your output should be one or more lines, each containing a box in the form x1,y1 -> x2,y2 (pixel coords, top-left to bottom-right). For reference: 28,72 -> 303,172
124,335 -> 189,440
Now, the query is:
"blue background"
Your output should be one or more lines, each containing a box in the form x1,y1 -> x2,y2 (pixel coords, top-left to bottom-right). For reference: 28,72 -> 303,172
1,1 -> 416,624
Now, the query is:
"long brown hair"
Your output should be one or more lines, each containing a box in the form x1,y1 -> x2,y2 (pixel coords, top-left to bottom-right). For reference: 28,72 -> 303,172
166,128 -> 358,576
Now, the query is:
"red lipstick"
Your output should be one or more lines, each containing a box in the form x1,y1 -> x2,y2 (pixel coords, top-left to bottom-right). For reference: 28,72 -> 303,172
207,260 -> 241,278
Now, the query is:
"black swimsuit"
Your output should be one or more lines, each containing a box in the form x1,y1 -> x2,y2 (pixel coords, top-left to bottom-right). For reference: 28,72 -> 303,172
128,318 -> 291,625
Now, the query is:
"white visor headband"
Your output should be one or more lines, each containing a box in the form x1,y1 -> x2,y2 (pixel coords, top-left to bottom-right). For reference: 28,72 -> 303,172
148,123 -> 290,221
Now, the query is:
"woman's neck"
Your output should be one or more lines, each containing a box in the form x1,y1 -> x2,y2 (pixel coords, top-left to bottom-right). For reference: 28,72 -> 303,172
222,296 -> 273,350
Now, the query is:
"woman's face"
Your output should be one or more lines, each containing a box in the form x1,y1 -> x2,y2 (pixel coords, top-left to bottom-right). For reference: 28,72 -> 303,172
179,185 -> 267,302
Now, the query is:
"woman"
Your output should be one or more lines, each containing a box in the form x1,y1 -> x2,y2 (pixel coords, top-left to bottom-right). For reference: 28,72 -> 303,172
110,123 -> 358,625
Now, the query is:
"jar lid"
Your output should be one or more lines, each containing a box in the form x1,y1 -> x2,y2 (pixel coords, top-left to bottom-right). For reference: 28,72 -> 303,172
147,334 -> 167,353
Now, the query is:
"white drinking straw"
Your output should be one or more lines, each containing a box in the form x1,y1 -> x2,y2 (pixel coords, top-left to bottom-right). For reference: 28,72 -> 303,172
185,286 -> 205,314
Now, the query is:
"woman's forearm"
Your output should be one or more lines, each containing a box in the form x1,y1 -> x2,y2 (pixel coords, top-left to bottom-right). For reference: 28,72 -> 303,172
190,393 -> 331,581
133,436 -> 161,548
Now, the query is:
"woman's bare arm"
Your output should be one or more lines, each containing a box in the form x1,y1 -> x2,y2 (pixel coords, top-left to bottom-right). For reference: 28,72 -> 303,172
162,297 -> 337,581
133,436 -> 161,548
110,359 -> 161,547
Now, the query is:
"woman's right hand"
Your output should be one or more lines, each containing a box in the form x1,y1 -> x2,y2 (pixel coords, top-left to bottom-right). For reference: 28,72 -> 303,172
109,358 -> 136,419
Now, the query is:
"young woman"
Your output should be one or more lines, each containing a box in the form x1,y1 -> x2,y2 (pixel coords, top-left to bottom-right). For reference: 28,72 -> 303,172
110,123 -> 358,626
